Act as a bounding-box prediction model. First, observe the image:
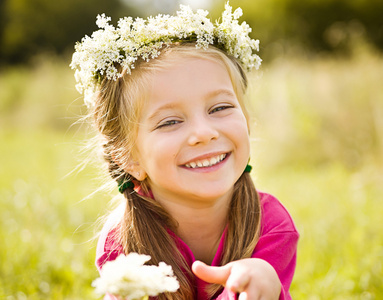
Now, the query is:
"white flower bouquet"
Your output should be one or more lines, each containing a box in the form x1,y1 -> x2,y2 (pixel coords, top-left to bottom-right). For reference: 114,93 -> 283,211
92,253 -> 179,300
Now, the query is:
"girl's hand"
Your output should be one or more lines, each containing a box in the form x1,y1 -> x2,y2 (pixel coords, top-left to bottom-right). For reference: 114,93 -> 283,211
192,258 -> 281,300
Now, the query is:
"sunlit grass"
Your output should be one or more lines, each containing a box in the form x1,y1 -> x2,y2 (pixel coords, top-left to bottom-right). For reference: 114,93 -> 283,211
0,130 -> 101,299
0,47 -> 382,299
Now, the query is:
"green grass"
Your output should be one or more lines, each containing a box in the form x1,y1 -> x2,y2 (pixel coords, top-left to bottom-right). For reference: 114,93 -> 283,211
0,130 -> 101,299
0,48 -> 382,299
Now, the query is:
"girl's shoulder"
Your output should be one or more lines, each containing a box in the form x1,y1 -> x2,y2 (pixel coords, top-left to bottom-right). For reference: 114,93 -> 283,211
258,191 -> 298,235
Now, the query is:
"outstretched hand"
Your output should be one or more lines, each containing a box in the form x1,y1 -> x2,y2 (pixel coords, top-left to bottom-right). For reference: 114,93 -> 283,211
192,258 -> 281,300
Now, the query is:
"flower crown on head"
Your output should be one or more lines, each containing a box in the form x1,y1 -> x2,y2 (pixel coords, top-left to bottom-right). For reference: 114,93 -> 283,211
70,2 -> 262,107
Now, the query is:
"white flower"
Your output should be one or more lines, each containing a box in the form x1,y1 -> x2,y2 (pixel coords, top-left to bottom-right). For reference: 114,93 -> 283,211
70,2 -> 261,107
92,253 -> 179,300
233,7 -> 243,20
96,13 -> 112,29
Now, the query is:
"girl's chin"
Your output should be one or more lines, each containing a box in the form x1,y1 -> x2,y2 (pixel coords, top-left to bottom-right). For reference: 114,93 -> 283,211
187,185 -> 234,202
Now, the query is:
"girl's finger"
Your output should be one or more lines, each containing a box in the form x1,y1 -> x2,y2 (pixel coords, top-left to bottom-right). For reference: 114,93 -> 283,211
192,261 -> 232,285
226,264 -> 250,292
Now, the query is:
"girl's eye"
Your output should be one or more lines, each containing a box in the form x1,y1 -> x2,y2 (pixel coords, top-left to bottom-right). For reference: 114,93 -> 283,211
156,119 -> 181,129
210,105 -> 234,114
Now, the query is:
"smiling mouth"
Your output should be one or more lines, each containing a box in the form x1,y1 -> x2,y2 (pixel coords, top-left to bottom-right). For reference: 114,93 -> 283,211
184,153 -> 227,169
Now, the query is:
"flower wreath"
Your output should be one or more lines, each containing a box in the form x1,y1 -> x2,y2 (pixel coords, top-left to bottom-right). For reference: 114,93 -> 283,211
70,2 -> 261,107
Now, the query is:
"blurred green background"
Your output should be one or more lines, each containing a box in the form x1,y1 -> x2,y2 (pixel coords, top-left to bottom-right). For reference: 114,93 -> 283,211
0,0 -> 382,299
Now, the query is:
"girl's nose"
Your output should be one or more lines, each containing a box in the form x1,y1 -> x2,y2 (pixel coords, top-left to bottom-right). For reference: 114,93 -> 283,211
187,116 -> 219,146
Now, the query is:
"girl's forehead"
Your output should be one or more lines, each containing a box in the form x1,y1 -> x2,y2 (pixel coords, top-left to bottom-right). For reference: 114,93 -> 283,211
150,56 -> 229,84
147,58 -> 232,96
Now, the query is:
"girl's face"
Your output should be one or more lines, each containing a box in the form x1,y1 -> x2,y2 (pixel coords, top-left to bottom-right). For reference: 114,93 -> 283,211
134,57 -> 250,207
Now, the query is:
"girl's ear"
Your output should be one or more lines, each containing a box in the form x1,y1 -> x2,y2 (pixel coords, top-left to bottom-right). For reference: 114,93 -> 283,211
125,161 -> 147,181
112,152 -> 147,181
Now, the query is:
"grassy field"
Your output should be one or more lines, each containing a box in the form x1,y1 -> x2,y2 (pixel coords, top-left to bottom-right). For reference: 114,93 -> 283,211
0,47 -> 382,299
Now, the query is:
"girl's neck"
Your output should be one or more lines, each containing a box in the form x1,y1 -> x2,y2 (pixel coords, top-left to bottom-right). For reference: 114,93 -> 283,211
159,195 -> 230,264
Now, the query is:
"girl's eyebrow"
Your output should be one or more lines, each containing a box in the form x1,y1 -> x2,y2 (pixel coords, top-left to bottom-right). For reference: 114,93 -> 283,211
147,103 -> 177,122
204,88 -> 236,100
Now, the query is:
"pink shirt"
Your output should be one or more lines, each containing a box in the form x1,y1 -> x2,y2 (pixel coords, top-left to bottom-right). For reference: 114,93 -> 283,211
96,192 -> 299,300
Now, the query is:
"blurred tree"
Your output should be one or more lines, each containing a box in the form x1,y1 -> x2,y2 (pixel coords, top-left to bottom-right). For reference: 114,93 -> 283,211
210,0 -> 383,59
0,0 -> 138,65
285,0 -> 383,51
0,0 -> 6,57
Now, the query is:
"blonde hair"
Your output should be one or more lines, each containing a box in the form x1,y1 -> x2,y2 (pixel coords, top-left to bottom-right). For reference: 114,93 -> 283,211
92,44 -> 261,299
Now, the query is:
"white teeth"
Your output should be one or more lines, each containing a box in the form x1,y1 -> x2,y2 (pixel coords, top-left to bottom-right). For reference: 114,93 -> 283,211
185,154 -> 226,169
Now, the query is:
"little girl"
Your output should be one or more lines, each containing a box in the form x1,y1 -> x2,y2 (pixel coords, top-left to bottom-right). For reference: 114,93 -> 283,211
71,3 -> 298,300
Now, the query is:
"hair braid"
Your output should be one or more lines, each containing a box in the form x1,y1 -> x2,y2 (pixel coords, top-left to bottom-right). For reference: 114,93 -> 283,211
119,187 -> 195,300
